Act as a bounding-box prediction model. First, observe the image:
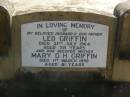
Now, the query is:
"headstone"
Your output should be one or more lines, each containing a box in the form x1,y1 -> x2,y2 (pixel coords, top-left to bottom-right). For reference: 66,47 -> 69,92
0,6 -> 10,56
11,4 -> 117,80
113,2 -> 130,81
114,2 -> 130,58
0,6 -> 12,79
0,0 -> 119,80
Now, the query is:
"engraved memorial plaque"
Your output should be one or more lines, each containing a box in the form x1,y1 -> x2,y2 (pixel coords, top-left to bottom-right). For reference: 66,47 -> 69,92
21,21 -> 108,68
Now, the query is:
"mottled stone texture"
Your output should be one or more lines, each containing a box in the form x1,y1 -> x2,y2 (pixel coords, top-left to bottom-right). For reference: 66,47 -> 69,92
113,2 -> 130,81
11,11 -> 116,80
0,0 -> 118,80
3,1 -> 129,81
0,6 -> 10,56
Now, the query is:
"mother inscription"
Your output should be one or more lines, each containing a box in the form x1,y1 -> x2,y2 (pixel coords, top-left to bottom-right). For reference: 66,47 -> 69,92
21,21 -> 108,67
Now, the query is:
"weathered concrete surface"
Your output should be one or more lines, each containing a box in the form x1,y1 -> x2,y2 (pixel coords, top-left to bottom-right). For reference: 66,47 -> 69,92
0,6 -> 12,80
112,2 -> 130,81
0,0 -> 128,16
12,11 -> 116,80
0,6 -> 10,56
114,2 -> 130,54
0,0 -> 128,81
113,59 -> 130,81
0,0 -> 117,80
